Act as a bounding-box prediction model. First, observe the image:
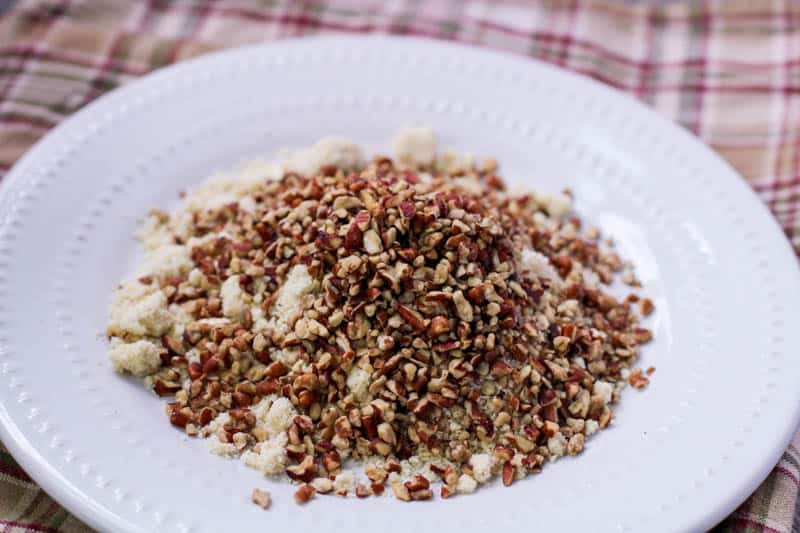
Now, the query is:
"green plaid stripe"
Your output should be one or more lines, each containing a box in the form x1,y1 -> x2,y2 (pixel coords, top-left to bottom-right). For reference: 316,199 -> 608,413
0,1 -> 798,531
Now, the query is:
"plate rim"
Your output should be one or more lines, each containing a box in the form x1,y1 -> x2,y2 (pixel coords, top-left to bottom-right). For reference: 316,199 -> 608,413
0,34 -> 798,533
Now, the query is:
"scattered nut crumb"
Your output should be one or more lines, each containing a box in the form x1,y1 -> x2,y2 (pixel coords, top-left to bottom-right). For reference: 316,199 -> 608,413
251,488 -> 271,510
294,485 -> 315,504
640,297 -> 655,316
392,481 -> 411,502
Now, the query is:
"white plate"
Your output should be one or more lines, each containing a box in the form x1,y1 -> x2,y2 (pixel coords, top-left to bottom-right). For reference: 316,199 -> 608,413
0,36 -> 798,533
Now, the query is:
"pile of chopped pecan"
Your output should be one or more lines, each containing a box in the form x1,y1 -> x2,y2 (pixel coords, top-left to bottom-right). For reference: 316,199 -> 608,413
110,139 -> 653,506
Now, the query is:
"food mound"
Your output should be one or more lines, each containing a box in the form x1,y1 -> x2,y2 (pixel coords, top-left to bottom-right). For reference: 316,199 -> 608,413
107,128 -> 654,505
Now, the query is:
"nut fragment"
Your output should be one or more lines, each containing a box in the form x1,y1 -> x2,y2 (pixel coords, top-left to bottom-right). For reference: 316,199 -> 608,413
251,488 -> 271,509
567,433 -> 585,455
428,315 -> 450,337
502,462 -> 514,487
311,477 -> 333,494
410,488 -> 433,501
363,229 -> 384,255
629,369 -> 650,389
365,465 -> 388,483
371,481 -> 385,495
452,291 -> 473,322
391,481 -> 411,502
405,474 -> 430,492
294,485 -> 316,504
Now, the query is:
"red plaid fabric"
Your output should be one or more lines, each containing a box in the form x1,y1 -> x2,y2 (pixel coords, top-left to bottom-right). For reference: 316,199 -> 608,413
0,1 -> 798,532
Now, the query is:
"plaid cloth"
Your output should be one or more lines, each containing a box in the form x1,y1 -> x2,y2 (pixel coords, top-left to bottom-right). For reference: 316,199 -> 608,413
0,0 -> 798,531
